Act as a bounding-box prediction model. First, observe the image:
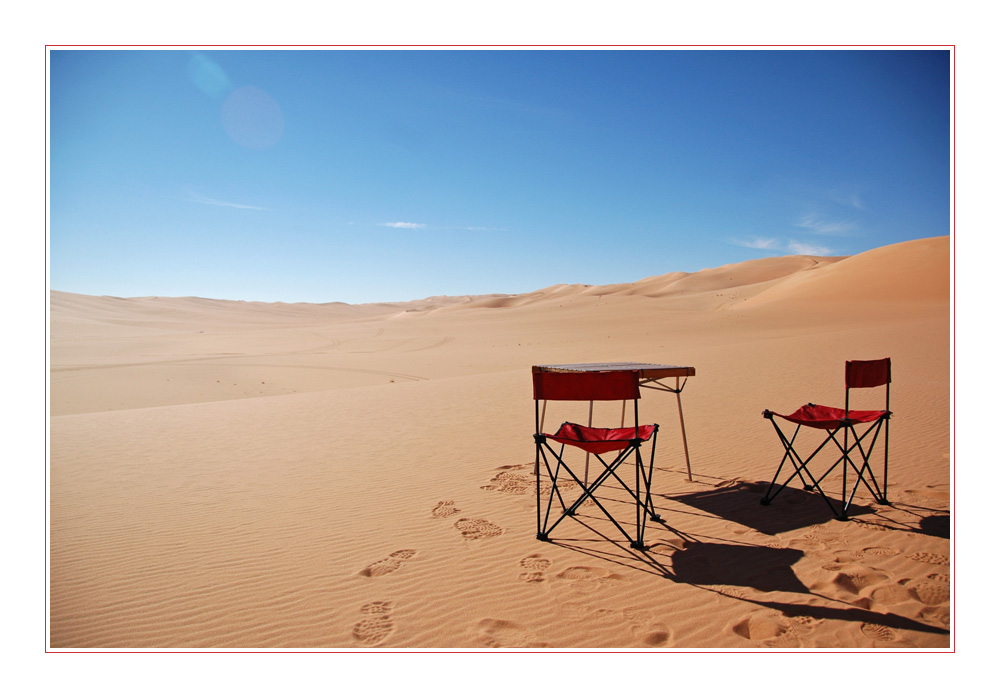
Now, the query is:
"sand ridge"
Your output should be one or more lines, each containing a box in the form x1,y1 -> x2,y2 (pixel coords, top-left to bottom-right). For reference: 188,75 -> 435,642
48,236 -> 951,648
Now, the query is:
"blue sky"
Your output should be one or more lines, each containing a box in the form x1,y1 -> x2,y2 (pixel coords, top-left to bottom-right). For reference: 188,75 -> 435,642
49,49 -> 952,304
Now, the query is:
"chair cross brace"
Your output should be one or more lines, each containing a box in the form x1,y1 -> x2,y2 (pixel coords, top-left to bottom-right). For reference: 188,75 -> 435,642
761,411 -> 889,520
535,427 -> 660,549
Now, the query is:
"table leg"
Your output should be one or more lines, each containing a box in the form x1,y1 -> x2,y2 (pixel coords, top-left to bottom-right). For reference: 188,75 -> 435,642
534,400 -> 548,476
676,377 -> 692,480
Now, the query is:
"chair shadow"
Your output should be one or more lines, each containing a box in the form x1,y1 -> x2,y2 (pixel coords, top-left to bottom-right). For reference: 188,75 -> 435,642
543,523 -> 948,638
849,505 -> 951,538
670,481 -> 875,536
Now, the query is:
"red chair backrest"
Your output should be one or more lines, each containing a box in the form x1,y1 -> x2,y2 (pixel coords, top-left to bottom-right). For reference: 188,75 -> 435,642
846,358 -> 891,389
533,370 -> 641,401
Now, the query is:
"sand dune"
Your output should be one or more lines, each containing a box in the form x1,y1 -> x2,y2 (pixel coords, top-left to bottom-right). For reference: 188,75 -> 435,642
48,236 -> 951,649
744,237 -> 950,310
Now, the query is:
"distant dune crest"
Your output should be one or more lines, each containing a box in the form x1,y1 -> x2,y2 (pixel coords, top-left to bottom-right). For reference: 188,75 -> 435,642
51,236 -> 949,321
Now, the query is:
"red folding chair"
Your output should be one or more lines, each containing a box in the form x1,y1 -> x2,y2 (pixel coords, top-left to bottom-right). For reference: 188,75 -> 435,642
761,358 -> 892,520
533,369 -> 660,549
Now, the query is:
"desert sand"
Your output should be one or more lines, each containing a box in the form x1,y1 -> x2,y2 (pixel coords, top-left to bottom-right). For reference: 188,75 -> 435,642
48,235 -> 951,649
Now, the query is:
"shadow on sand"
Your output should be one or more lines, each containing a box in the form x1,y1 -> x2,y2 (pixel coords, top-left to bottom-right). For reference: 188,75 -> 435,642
539,495 -> 947,639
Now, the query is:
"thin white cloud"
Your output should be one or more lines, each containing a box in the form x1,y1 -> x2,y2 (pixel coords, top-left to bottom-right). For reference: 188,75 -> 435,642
729,237 -> 834,256
733,237 -> 781,250
828,191 -> 867,210
787,240 -> 834,256
187,193 -> 268,210
795,213 -> 855,235
383,221 -> 427,229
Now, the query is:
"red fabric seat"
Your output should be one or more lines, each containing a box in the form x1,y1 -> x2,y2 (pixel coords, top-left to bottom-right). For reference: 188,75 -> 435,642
546,422 -> 657,455
770,403 -> 890,431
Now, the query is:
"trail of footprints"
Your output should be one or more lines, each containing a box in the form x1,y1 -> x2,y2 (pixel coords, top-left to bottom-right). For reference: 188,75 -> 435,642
357,498 -> 506,581
431,499 -> 507,539
351,496 -> 507,646
357,466 -> 950,647
353,537 -> 416,646
481,467 -> 667,647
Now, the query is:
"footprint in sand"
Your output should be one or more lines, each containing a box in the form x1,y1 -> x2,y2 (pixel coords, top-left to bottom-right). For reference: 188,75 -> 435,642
353,601 -> 395,646
554,565 -> 626,592
904,484 -> 951,503
909,551 -> 950,565
732,612 -> 801,648
359,549 -> 419,577
431,500 -> 461,518
519,554 -> 552,583
482,463 -> 558,495
853,520 -> 895,532
800,524 -> 848,547
481,470 -> 533,495
830,566 -> 891,596
454,518 -> 505,540
860,546 -> 901,559
641,629 -> 673,647
472,618 -> 549,648
832,546 -> 900,563
919,606 -> 951,627
788,536 -> 828,552
790,615 -> 825,631
869,582 -> 914,606
860,622 -> 901,645
645,538 -> 689,558
483,464 -> 574,497
906,578 -> 950,606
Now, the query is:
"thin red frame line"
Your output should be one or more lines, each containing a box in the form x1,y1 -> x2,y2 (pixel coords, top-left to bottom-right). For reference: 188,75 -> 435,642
45,44 -> 956,48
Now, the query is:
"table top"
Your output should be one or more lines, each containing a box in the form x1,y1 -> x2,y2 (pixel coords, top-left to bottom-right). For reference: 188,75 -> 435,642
532,362 -> 695,378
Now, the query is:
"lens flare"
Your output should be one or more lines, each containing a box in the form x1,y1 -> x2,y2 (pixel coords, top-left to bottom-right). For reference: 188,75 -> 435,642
186,53 -> 232,98
220,86 -> 285,150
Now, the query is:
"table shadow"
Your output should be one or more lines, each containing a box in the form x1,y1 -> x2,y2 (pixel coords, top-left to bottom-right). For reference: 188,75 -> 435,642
920,514 -> 950,539
669,541 -> 809,594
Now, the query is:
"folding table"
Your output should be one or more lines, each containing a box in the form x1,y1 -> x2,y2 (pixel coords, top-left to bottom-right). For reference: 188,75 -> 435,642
532,363 -> 696,480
